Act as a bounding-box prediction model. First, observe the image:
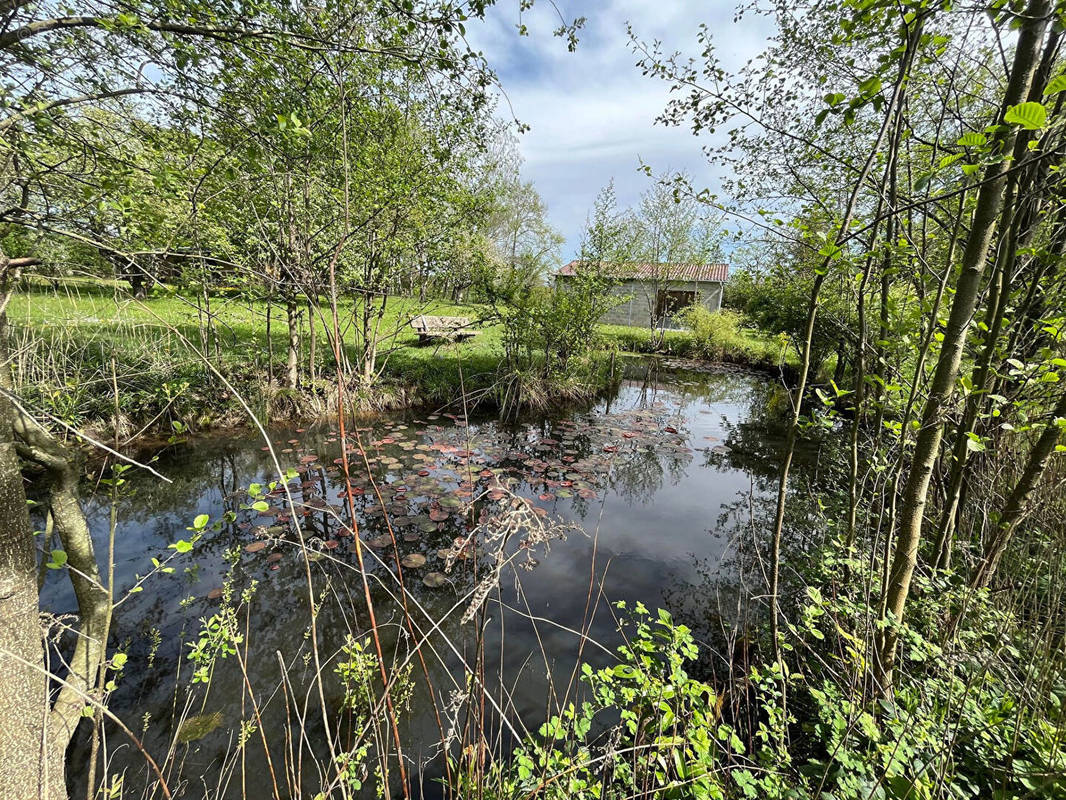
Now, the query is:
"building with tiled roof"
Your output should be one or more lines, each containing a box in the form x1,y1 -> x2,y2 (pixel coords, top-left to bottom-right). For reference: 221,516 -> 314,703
555,260 -> 729,329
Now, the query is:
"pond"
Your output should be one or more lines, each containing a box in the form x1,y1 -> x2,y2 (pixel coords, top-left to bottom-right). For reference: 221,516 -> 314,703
49,362 -> 825,799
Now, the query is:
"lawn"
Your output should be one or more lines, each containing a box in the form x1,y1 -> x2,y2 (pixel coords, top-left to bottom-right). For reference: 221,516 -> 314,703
6,280 -> 785,431
7,284 -> 507,426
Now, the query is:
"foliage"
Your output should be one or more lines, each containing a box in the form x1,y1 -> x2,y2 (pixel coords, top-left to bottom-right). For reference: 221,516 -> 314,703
676,307 -> 770,363
490,603 -> 734,800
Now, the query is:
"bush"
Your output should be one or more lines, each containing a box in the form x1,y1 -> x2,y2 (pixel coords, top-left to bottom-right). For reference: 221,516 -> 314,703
676,306 -> 755,361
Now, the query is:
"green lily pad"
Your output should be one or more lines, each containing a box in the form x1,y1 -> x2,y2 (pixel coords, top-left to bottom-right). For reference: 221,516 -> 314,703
177,711 -> 223,743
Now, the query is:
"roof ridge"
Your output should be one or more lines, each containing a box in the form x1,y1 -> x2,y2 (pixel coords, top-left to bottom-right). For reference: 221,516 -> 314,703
557,260 -> 729,282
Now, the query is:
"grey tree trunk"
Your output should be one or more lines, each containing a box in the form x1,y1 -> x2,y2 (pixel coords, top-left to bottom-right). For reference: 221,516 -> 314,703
285,298 -> 300,391
970,390 -> 1066,589
874,0 -> 1051,692
0,391 -> 63,800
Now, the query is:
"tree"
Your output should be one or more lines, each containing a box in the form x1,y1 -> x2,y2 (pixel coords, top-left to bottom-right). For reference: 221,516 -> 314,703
0,0 -> 570,793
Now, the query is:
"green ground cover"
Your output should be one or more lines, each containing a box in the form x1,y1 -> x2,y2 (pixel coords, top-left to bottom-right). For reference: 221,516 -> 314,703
7,282 -> 785,433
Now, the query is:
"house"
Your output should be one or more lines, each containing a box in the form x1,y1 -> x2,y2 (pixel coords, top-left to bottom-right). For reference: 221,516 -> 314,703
555,260 -> 729,329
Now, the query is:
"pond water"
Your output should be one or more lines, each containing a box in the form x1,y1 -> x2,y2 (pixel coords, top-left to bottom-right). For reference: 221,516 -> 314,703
50,363 -> 824,798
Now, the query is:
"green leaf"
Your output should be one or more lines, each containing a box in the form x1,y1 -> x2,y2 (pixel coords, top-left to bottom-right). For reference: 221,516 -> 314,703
251,501 -> 269,512
1044,74 -> 1066,96
858,75 -> 882,95
956,132 -> 987,147
193,514 -> 210,530
46,549 -> 68,569
169,539 -> 194,553
1004,101 -> 1048,130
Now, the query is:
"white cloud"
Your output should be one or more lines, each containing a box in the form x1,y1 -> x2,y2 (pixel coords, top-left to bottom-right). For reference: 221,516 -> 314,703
467,1 -> 774,258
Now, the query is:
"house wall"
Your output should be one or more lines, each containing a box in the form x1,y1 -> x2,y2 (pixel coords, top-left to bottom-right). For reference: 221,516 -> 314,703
559,278 -> 723,328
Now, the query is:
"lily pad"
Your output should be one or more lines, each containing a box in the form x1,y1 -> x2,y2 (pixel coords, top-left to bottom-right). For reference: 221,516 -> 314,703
401,553 -> 427,569
423,571 -> 448,588
177,711 -> 223,743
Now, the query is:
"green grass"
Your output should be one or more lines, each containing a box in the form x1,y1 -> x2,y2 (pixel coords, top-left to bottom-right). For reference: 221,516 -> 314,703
599,319 -> 791,370
7,280 -> 788,433
7,284 -> 506,428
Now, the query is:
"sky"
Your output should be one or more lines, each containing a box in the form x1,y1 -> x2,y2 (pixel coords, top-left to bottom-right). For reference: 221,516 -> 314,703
466,1 -> 775,261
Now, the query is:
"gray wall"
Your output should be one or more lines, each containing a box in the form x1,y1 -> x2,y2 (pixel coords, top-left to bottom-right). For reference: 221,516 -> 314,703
559,277 -> 723,329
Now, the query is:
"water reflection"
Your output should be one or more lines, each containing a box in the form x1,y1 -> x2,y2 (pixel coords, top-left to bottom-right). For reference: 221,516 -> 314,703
50,363 -> 824,798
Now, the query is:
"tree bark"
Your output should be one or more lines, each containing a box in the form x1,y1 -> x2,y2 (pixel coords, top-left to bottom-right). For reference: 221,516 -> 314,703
0,390 -> 62,800
874,0 -> 1051,692
970,390 -> 1066,589
285,298 -> 300,391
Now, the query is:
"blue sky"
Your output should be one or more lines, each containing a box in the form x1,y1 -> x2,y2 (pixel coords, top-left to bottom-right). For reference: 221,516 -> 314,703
467,1 -> 774,260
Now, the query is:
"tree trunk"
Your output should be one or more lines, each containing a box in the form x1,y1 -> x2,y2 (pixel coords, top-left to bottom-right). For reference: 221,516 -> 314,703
970,390 -> 1066,589
285,298 -> 300,391
0,391 -> 62,800
874,0 -> 1050,692
308,297 -> 317,383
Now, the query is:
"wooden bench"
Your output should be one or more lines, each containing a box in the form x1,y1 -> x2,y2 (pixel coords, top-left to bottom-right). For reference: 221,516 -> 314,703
410,315 -> 478,344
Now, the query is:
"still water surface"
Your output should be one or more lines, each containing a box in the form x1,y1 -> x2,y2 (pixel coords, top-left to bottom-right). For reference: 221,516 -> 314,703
50,364 -> 821,798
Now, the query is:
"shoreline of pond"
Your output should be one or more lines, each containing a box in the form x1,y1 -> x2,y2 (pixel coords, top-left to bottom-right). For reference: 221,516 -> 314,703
75,354 -> 794,457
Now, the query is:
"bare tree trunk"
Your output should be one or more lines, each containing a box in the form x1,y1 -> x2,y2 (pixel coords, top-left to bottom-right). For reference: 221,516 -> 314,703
265,299 -> 274,385
285,298 -> 300,391
970,390 -> 1066,589
874,0 -> 1050,692
308,296 -> 317,383
0,389 -> 62,800
0,291 -> 96,798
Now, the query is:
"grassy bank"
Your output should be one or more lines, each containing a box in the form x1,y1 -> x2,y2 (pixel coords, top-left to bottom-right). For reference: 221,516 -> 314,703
7,283 -> 787,437
600,312 -> 792,372
6,284 -> 615,434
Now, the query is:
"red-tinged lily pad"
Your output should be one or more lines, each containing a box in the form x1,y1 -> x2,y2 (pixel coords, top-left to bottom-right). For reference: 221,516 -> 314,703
245,541 -> 269,554
401,553 -> 427,569
428,508 -> 449,523
538,492 -> 554,501
321,540 -> 340,550
266,553 -> 283,563
367,535 -> 393,549
603,445 -> 618,453
663,426 -> 679,434
299,455 -> 318,464
207,588 -> 224,600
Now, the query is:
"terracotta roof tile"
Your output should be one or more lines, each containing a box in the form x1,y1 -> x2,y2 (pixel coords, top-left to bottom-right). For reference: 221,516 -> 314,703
557,261 -> 729,283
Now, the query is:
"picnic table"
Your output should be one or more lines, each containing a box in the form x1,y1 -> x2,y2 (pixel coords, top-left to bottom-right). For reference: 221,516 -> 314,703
409,315 -> 479,344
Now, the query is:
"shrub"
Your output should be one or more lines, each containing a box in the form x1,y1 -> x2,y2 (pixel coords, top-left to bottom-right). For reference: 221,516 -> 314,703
676,306 -> 752,361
